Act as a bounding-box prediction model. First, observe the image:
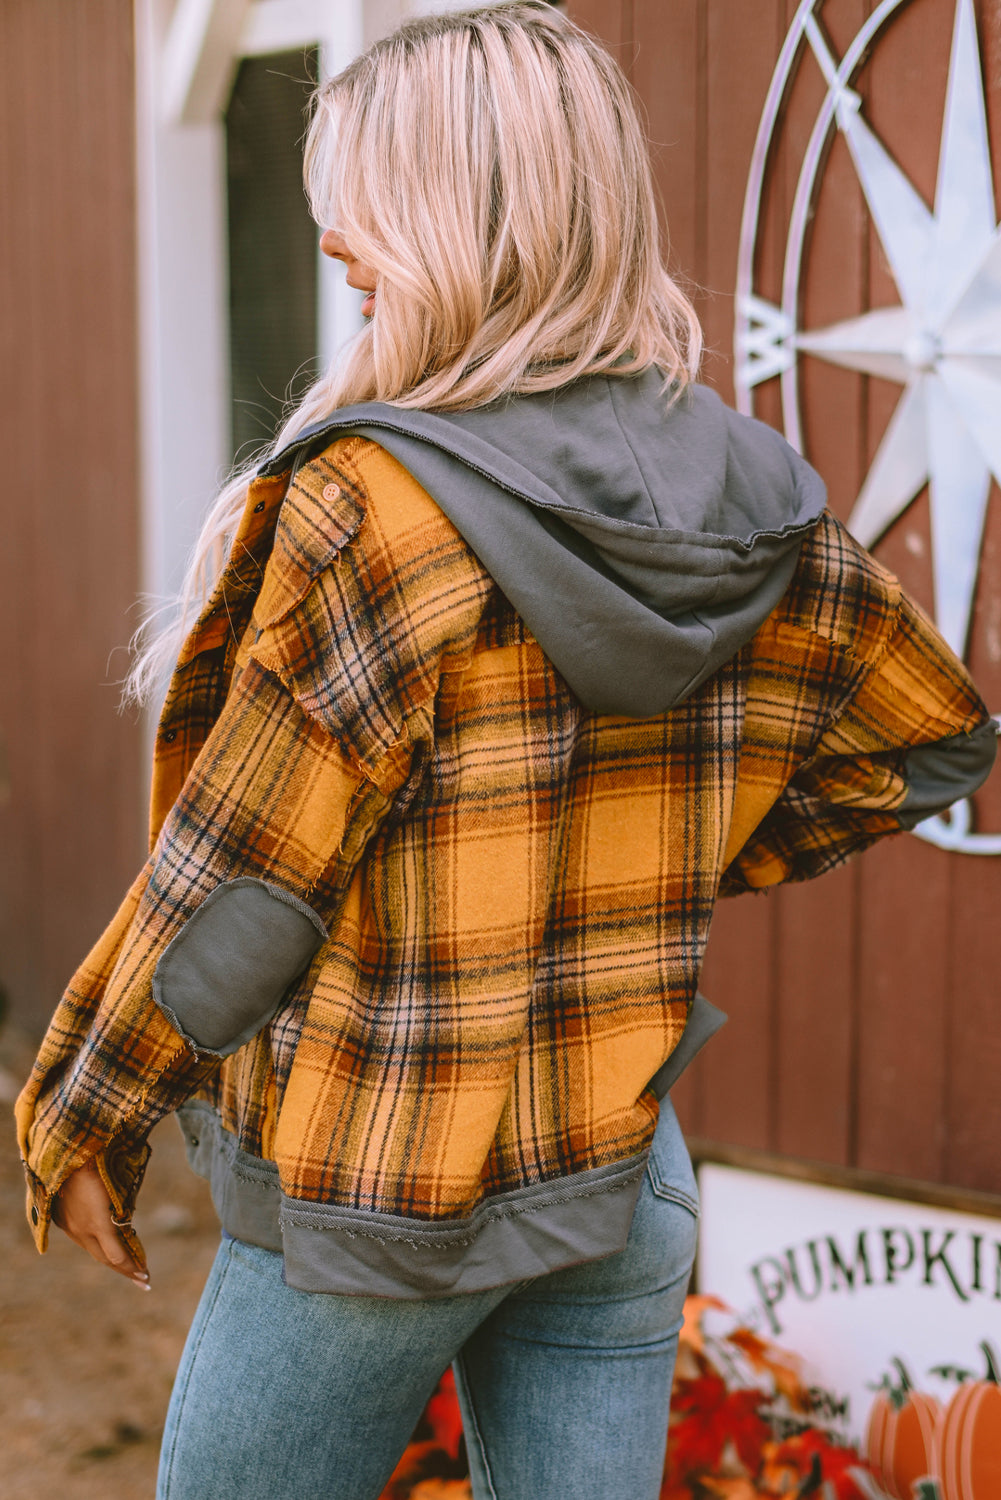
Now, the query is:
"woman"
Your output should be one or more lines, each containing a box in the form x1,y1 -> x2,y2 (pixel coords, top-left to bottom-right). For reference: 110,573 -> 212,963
16,4 -> 995,1498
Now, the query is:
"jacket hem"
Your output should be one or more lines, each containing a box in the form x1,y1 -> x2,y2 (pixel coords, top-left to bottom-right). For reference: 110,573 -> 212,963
175,1100 -> 649,1297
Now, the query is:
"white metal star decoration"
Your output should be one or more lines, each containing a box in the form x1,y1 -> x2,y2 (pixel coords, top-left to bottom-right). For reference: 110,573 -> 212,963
796,0 -> 999,662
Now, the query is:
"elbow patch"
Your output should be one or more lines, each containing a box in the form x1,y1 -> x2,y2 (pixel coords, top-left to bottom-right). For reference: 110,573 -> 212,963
153,878 -> 328,1057
897,719 -> 999,830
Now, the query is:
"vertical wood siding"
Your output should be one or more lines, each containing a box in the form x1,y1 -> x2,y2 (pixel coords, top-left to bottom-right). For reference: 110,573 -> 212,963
568,0 -> 1001,1197
0,1 -> 143,1033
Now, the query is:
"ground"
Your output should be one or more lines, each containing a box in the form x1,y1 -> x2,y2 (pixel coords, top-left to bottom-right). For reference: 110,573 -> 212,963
0,1021 -> 221,1499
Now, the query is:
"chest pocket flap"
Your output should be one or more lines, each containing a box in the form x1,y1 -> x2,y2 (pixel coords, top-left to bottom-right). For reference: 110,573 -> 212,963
254,451 -> 367,631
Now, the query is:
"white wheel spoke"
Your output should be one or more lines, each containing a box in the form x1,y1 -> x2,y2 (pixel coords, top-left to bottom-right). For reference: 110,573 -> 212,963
839,109 -> 936,315
795,307 -> 911,383
847,380 -> 928,549
927,0 -> 997,327
926,376 -> 993,657
944,227 -> 1001,355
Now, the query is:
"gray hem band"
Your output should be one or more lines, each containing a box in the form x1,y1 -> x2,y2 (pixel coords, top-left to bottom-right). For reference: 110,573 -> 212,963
175,1101 -> 648,1298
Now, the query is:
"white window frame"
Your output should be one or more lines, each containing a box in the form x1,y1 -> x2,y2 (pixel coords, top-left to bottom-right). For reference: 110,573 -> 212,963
134,0 -> 370,630
133,0 -> 488,659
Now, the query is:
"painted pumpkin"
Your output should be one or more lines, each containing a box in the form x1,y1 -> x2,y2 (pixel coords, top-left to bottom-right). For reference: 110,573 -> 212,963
864,1360 -> 940,1500
934,1343 -> 1001,1500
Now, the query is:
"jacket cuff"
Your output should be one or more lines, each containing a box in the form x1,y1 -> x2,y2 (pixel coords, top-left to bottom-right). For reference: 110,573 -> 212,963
22,1131 -> 153,1255
22,1162 -> 52,1252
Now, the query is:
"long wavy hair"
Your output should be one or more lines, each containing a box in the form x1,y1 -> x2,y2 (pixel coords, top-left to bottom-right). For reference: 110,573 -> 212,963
126,0 -> 702,706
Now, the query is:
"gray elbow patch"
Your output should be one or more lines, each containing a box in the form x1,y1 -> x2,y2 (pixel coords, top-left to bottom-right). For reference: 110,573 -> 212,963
897,720 -> 999,830
153,878 -> 328,1058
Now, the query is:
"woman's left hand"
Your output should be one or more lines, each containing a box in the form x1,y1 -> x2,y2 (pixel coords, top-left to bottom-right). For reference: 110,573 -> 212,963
52,1161 -> 151,1289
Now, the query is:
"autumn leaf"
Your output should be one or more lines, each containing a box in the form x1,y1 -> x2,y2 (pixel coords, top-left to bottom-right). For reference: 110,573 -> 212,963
660,1478 -> 696,1500
760,1432 -> 872,1500
377,1441 -> 446,1500
674,1339 -> 712,1384
727,1327 -> 810,1412
699,1478 -> 769,1500
759,1440 -> 806,1495
376,1385 -> 470,1500
668,1378 -> 769,1480
815,1453 -> 872,1500
426,1370 -> 465,1462
681,1295 -> 731,1355
672,1372 -> 730,1416
726,1396 -> 772,1474
408,1483 -> 472,1500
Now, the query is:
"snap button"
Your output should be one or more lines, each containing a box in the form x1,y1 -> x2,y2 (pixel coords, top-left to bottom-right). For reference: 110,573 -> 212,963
162,729 -> 177,744
30,1205 -> 38,1225
322,483 -> 340,501
253,500 -> 266,514
189,1135 -> 199,1148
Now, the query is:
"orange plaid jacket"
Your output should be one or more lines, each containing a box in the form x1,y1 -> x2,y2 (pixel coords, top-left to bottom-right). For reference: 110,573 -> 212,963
16,434 -> 993,1291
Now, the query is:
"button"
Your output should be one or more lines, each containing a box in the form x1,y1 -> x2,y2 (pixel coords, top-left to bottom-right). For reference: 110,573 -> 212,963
30,1206 -> 38,1225
162,729 -> 177,744
253,501 -> 265,514
322,483 -> 340,501
189,1135 -> 200,1148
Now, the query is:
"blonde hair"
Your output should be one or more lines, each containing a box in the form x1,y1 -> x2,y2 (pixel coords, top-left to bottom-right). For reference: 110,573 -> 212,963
126,0 -> 701,706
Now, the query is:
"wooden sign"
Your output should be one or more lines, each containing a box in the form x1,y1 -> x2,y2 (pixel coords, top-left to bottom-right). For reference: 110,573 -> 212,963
698,1163 -> 1001,1495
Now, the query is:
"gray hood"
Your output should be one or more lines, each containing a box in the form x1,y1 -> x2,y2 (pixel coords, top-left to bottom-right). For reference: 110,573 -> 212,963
262,368 -> 827,717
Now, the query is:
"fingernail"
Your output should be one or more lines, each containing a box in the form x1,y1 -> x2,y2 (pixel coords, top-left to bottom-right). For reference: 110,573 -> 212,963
132,1276 -> 151,1290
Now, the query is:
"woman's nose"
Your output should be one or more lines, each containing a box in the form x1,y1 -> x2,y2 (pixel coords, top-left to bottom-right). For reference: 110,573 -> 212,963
320,229 -> 347,261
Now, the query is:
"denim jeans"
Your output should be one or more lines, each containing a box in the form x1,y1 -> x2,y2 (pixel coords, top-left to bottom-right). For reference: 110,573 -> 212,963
156,1098 -> 698,1500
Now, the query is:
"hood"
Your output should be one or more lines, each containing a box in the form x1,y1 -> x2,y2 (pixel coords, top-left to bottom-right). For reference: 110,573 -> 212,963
261,367 -> 826,718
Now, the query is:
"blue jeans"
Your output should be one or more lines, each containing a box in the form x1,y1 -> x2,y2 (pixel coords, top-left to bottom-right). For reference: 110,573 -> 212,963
157,1099 -> 698,1500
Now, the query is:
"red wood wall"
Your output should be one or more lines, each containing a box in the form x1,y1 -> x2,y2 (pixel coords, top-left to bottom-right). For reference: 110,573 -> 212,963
568,0 -> 1001,1198
1,0 -> 997,1206
0,1 -> 144,1035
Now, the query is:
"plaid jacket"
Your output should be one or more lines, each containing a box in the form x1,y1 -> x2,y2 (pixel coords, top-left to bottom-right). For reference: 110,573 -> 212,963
16,435 -> 992,1293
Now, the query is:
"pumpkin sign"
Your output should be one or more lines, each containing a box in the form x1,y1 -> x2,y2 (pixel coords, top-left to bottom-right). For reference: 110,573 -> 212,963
864,1359 -> 940,1500
933,1343 -> 1001,1500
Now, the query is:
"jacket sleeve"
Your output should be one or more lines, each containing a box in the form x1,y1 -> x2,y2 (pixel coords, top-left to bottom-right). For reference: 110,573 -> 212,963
16,443 -> 493,1253
14,651 -> 389,1249
720,587 -> 997,894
